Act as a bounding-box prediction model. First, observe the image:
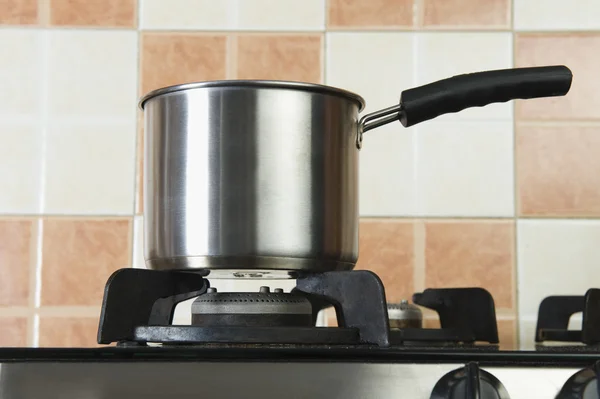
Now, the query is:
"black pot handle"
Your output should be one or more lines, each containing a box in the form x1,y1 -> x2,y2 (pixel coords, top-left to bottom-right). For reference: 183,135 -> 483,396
399,65 -> 572,127
357,65 -> 572,148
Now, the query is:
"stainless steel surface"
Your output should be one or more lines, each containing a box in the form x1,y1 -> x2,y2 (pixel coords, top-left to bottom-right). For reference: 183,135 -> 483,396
191,290 -> 312,315
143,81 -> 379,274
387,300 -> 423,329
0,362 -> 578,399
356,104 -> 402,149
139,80 -> 366,111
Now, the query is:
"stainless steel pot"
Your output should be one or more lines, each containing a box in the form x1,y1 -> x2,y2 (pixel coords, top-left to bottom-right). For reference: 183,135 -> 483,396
140,66 -> 572,277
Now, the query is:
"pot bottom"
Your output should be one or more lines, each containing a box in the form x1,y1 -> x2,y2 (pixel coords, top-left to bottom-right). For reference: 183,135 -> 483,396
145,255 -> 356,279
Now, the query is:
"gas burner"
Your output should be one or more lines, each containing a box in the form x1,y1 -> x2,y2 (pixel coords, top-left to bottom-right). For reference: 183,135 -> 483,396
191,287 -> 312,328
387,300 -> 423,329
98,268 -> 389,346
97,268 -> 502,348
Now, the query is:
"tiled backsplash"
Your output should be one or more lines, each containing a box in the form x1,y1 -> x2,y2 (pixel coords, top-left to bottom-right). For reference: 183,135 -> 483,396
0,0 -> 599,349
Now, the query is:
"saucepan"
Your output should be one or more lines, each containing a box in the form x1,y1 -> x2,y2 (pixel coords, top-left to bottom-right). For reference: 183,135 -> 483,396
140,66 -> 572,277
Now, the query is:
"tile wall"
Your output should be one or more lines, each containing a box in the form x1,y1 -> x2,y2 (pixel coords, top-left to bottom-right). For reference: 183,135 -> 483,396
0,0 -> 598,349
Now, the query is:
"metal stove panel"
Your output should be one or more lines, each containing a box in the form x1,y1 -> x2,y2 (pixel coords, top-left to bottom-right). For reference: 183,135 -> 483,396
0,362 -> 579,399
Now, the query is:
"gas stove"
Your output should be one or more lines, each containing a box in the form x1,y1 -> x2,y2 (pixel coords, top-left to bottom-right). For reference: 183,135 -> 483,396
1,268 -> 600,399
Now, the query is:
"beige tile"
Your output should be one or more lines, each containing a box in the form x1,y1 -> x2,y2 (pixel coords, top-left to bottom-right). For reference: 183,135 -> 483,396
355,220 -> 414,303
326,32 -> 414,112
424,220 -> 515,309
328,0 -> 413,28
0,0 -> 38,25
140,33 -> 227,95
517,220 -> 600,317
417,121 -> 514,217
515,0 -> 600,31
0,317 -> 27,346
0,125 -> 42,213
39,317 -> 99,347
518,318 -> 535,349
415,121 -> 515,216
236,35 -> 322,83
422,0 -> 510,28
141,0 -> 324,31
48,30 -> 137,121
0,220 -> 33,306
326,32 -> 416,216
49,0 -> 137,27
41,218 -> 132,306
515,34 -> 600,121
358,125 -> 415,217
44,123 -> 136,215
517,124 -> 600,217
237,0 -> 324,30
417,32 -> 512,120
0,29 -> 42,118
140,0 -> 231,30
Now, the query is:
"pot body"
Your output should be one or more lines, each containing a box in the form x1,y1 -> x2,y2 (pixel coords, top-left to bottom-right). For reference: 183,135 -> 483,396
142,82 -> 364,275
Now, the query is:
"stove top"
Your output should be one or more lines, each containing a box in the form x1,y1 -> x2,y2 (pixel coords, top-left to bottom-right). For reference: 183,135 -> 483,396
1,267 -> 600,398
96,269 -> 505,348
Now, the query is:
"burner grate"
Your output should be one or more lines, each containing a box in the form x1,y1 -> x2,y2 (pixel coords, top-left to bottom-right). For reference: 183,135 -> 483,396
535,288 -> 600,345
97,269 -> 390,347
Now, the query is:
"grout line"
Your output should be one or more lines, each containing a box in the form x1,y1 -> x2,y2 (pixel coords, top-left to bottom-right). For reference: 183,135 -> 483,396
511,20 -> 521,348
226,34 -> 238,79
33,28 -> 50,321
34,219 -> 44,309
132,216 -> 140,268
321,0 -> 326,85
32,314 -> 39,347
0,25 -> 137,32
37,0 -> 49,26
27,216 -> 38,346
131,9 -> 142,266
317,32 -> 327,84
510,0 -> 515,30
412,29 -> 419,215
27,210 -> 38,313
128,216 -> 135,267
413,220 -> 425,292
0,307 -> 31,317
0,26 -> 597,35
137,0 -> 143,30
2,214 -> 599,221
413,0 -> 422,28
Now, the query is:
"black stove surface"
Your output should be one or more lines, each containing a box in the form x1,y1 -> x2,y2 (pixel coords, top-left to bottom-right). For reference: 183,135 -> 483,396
1,346 -> 600,367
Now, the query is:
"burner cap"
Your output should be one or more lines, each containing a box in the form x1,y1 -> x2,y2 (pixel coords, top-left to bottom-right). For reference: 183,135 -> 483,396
191,286 -> 313,327
387,300 -> 423,329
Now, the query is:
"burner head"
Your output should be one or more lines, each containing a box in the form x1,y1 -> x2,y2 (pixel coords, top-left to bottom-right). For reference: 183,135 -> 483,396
387,300 -> 423,329
191,286 -> 313,328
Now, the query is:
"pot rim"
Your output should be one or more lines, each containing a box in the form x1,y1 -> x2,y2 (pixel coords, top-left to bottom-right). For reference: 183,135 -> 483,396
139,80 -> 366,111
